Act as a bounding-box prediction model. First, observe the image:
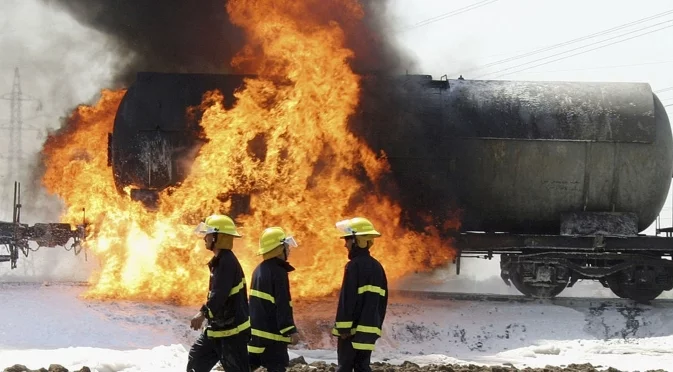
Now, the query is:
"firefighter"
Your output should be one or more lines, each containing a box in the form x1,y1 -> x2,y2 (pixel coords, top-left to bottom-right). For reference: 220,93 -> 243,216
332,217 -> 388,372
186,214 -> 251,372
248,226 -> 300,372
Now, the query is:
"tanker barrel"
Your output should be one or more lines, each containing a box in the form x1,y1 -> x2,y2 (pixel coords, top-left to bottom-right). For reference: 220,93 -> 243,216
352,77 -> 673,234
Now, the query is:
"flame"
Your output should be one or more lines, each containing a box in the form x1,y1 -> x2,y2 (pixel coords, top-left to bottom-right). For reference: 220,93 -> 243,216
40,0 -> 458,305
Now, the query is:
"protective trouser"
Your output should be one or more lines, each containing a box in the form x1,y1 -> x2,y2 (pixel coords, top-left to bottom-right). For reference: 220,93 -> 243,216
249,342 -> 290,372
186,332 -> 250,372
336,337 -> 372,372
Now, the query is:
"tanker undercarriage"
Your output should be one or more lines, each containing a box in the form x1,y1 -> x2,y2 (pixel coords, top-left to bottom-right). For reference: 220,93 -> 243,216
501,251 -> 673,303
455,212 -> 673,303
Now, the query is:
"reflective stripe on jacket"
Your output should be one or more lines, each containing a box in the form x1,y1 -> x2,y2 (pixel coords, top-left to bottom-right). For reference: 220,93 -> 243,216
248,257 -> 297,354
199,249 -> 251,338
332,248 -> 388,351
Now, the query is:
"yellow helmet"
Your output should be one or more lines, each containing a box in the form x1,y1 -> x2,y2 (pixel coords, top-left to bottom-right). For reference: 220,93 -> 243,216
335,217 -> 381,238
194,214 -> 242,238
258,227 -> 298,255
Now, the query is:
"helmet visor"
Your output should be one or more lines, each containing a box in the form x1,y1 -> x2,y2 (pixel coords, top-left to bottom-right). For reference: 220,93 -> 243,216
283,236 -> 298,248
194,222 -> 216,238
335,219 -> 354,236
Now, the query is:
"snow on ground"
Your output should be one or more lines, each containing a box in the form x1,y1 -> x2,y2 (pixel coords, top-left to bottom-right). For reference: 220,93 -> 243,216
2,282 -> 673,371
0,282 -> 197,371
373,296 -> 673,371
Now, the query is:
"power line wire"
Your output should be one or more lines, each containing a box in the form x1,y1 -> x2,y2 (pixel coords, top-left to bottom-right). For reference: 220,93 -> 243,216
486,21 -> 673,79
465,9 -> 673,74
397,0 -> 500,32
515,60 -> 673,74
481,19 -> 673,78
402,0 -> 498,30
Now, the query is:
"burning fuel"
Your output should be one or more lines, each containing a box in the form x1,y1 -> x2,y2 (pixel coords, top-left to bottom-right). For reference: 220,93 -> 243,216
40,0 -> 457,305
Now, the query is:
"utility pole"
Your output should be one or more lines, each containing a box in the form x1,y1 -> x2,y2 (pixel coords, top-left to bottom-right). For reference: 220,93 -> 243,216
0,67 -> 42,218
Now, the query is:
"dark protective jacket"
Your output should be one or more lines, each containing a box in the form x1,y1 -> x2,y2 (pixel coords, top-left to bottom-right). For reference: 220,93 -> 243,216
248,257 -> 297,354
199,249 -> 251,338
332,248 -> 388,351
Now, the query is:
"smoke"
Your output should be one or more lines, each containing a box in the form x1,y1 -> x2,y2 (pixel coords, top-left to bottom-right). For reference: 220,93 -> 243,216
0,0 -> 118,218
0,0 -> 118,223
0,0 -> 118,282
40,0 -> 415,85
40,0 -> 246,86
345,0 -> 418,74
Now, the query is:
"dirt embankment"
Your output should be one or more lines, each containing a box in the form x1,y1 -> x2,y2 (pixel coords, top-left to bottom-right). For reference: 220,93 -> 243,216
3,365 -> 89,372
3,359 -> 666,372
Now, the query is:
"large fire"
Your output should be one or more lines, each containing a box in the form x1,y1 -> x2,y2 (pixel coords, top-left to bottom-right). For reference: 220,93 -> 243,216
41,0 -> 458,305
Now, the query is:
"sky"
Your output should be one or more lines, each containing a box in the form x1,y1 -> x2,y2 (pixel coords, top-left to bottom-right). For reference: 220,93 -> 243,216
0,0 -> 672,289
387,0 -> 673,88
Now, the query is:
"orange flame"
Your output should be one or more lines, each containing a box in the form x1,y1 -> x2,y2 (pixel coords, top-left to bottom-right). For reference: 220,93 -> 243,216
40,0 -> 457,305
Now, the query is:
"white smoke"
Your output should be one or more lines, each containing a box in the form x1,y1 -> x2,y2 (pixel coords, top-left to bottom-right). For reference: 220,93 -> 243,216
0,0 -> 117,282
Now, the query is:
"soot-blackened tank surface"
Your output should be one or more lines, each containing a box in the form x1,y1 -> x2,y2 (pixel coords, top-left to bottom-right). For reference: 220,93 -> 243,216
110,72 -> 250,194
355,76 -> 673,233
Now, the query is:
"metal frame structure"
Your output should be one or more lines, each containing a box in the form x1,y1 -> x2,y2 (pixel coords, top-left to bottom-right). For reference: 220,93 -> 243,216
453,208 -> 673,303
0,181 -> 87,269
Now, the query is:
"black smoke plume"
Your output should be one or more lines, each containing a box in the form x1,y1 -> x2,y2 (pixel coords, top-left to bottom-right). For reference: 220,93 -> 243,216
41,0 -> 245,86
42,0 -> 414,85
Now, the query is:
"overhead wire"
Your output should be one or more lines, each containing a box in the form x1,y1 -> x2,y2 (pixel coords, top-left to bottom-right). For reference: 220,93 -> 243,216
480,19 -> 673,78
516,60 -> 673,74
464,9 -> 673,75
397,0 -> 500,32
483,21 -> 673,79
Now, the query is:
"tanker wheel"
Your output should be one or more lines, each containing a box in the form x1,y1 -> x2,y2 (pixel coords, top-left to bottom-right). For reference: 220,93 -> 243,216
509,269 -> 533,297
509,265 -> 568,299
607,269 -> 664,303
623,288 -> 664,303
606,275 -> 629,299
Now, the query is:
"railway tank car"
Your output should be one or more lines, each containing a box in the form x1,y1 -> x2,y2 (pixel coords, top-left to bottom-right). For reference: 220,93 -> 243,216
354,75 -> 673,303
109,72 -> 673,303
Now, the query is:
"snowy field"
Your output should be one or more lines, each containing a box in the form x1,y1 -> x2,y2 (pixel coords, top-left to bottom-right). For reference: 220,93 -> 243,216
1,279 -> 673,372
